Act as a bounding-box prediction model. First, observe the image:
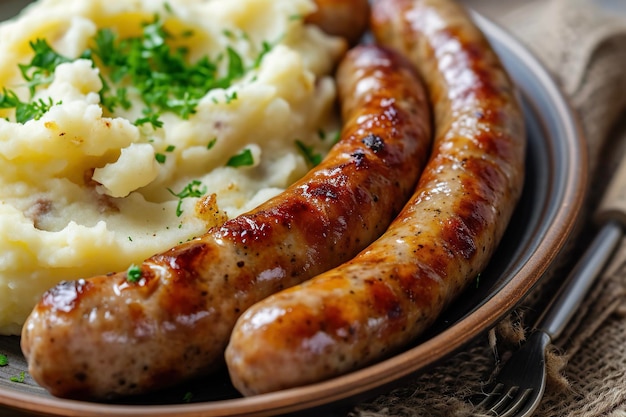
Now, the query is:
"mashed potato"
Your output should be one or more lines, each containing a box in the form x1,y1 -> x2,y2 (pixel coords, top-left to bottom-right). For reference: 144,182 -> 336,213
0,0 -> 346,334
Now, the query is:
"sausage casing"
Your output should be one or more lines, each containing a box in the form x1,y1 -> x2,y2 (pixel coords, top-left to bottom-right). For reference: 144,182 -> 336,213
20,42 -> 432,399
225,0 -> 526,396
307,0 -> 371,45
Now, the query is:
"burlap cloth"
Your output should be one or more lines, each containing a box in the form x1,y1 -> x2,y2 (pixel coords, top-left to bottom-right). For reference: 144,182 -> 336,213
348,1 -> 626,416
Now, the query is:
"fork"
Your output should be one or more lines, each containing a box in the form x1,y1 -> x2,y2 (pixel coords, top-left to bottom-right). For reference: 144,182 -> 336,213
472,154 -> 626,417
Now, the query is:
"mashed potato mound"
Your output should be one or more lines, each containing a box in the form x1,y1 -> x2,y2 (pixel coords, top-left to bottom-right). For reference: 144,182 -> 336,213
0,0 -> 346,334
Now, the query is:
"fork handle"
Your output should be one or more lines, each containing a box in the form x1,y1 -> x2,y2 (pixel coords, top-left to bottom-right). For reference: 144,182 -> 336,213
535,220 -> 622,340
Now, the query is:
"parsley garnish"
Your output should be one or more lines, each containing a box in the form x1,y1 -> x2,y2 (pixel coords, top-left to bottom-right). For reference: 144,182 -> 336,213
155,145 -> 176,163
0,88 -> 59,123
295,140 -> 322,167
224,91 -> 238,104
207,137 -> 217,149
135,112 -> 164,129
0,354 -> 8,366
19,39 -> 72,96
1,13 -> 282,132
10,372 -> 26,383
168,180 -> 207,217
126,264 -> 142,283
89,17 -> 250,121
226,149 -> 254,167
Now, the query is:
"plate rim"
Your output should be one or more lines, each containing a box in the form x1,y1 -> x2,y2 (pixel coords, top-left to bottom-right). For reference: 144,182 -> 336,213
0,9 -> 588,417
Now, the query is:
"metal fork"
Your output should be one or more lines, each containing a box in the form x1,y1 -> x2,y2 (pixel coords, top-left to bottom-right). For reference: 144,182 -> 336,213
472,151 -> 626,417
472,218 -> 624,417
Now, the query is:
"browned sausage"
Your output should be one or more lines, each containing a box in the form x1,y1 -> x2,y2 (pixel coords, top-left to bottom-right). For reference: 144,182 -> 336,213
20,43 -> 432,399
307,0 -> 371,45
225,0 -> 526,396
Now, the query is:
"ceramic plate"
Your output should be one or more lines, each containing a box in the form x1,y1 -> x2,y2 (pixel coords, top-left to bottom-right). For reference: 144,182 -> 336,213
0,5 -> 587,417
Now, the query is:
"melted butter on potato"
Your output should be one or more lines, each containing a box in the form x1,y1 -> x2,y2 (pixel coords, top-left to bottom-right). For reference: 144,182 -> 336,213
0,0 -> 346,335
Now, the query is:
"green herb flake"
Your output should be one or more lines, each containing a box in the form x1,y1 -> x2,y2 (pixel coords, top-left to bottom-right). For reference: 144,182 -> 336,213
135,113 -> 164,129
155,153 -> 167,164
183,391 -> 193,403
0,354 -> 8,366
126,264 -> 143,283
207,137 -> 217,150
253,40 -> 273,68
168,180 -> 207,217
19,39 -> 71,96
222,29 -> 236,39
4,14 -> 258,125
226,149 -> 254,168
224,91 -> 238,104
89,16 -> 245,120
295,140 -> 322,167
0,88 -> 59,124
10,372 -> 26,383
165,144 -> 176,152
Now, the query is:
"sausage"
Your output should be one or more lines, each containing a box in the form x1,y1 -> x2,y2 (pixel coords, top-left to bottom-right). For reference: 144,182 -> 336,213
20,43 -> 432,399
225,0 -> 526,396
307,0 -> 371,45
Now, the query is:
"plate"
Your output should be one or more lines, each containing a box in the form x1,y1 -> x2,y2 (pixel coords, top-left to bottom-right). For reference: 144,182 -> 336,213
0,6 -> 587,417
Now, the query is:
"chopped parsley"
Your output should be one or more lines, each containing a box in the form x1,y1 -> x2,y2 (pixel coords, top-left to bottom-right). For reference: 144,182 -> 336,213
10,372 -> 26,383
0,88 -> 59,123
224,90 -> 238,104
295,140 -> 322,167
226,149 -> 254,168
155,153 -> 167,164
0,354 -> 8,366
19,39 -> 72,97
253,40 -> 273,69
126,264 -> 143,283
207,137 -> 217,150
168,179 -> 207,217
2,14 -> 275,126
155,144 -> 176,163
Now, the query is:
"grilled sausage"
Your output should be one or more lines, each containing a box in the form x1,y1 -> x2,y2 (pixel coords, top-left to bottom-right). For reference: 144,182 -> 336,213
307,0 -> 371,45
20,43 -> 432,399
225,0 -> 526,396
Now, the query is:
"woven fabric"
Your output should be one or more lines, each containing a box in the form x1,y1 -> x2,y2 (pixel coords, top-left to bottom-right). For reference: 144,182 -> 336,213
349,0 -> 626,416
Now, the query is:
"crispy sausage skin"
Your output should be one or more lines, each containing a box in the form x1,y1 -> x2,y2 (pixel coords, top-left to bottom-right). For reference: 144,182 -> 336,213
307,0 -> 371,45
20,44 -> 432,399
225,0 -> 526,396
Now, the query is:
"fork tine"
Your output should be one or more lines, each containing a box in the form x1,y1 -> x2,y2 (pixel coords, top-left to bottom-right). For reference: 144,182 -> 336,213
488,385 -> 519,415
498,388 -> 534,417
474,383 -> 533,417
475,383 -> 505,410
